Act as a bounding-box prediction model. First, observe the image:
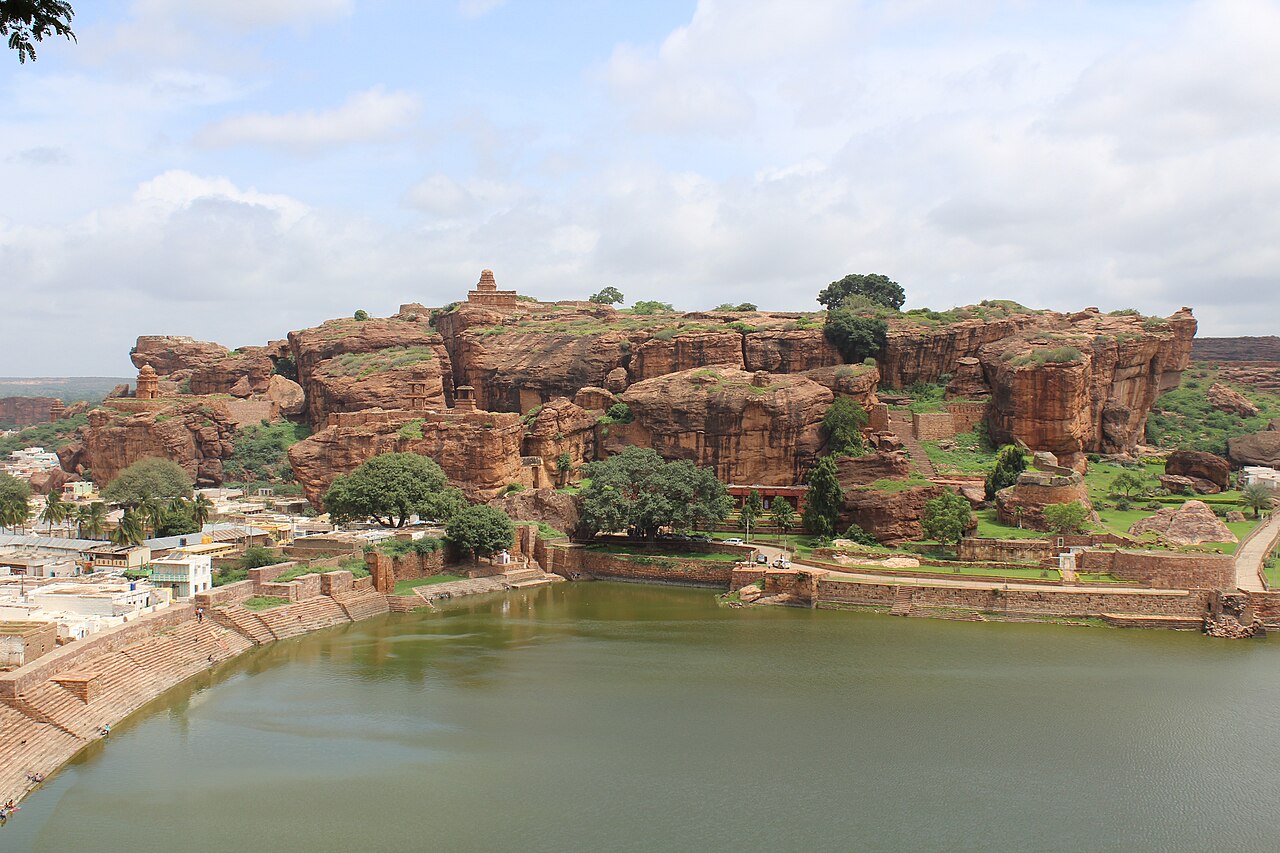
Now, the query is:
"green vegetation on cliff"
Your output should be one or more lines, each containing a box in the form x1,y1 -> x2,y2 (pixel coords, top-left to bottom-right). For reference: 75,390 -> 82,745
0,413 -> 86,456
1146,362 -> 1280,455
224,421 -> 310,483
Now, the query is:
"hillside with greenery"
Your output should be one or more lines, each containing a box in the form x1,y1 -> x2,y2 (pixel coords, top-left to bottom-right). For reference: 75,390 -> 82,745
1146,362 -> 1280,455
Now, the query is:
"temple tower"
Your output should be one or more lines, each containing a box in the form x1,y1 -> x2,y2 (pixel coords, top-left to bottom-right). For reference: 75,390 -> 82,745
135,365 -> 160,400
465,269 -> 520,307
454,385 -> 477,412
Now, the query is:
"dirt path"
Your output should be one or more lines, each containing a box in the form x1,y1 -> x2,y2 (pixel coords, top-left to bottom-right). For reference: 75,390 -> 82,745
1234,513 -> 1280,592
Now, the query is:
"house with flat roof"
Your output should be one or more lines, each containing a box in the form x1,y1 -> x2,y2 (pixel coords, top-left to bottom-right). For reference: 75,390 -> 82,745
148,550 -> 213,599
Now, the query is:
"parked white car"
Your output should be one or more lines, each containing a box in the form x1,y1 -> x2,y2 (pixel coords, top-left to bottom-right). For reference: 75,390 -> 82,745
723,538 -> 744,545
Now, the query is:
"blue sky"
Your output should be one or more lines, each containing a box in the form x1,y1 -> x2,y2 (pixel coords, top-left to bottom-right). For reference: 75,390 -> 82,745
2,0 -> 1279,375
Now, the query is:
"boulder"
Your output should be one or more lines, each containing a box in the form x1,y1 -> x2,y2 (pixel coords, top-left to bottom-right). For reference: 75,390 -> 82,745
1158,474 -> 1210,496
29,467 -> 77,495
609,366 -> 833,485
1128,500 -> 1237,546
841,484 -> 953,544
266,374 -> 306,418
1226,510 -> 1247,523
489,488 -> 580,539
1228,431 -> 1280,468
738,584 -> 764,603
1207,382 -> 1259,417
1165,450 -> 1230,491
834,451 -> 912,487
228,376 -> 253,398
945,356 -> 990,399
604,367 -> 629,393
573,387 -> 615,411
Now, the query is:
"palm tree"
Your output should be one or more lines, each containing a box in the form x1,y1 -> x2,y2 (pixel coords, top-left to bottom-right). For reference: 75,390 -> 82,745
139,495 -> 165,536
110,509 -> 146,547
79,502 -> 108,540
1241,483 -> 1276,520
192,493 -> 213,529
40,492 -> 69,533
0,497 -> 29,533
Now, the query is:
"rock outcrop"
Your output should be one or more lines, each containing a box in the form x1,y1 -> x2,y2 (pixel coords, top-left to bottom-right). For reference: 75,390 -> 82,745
840,484 -> 950,544
287,408 -> 528,505
1129,500 -> 1236,546
994,454 -> 1094,532
77,402 -> 238,487
834,451 -> 912,486
1228,431 -> 1280,468
521,397 -> 599,488
1206,382 -> 1259,417
799,364 -> 880,407
131,335 -> 289,396
489,488 -> 580,538
1166,450 -> 1231,491
0,396 -> 59,427
608,366 -> 833,484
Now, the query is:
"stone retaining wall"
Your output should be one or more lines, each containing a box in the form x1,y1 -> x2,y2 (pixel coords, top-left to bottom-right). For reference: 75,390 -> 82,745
548,544 -> 738,587
912,411 -> 955,440
1076,550 -> 1235,590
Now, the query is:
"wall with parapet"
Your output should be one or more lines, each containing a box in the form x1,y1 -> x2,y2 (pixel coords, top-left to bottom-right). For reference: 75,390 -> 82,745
1076,550 -> 1235,590
912,411 -> 955,440
547,544 -> 740,587
946,401 -> 988,434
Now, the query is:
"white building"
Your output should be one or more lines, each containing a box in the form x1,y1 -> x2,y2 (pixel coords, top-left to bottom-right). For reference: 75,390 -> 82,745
148,550 -> 213,599
0,578 -> 171,640
1243,466 -> 1280,493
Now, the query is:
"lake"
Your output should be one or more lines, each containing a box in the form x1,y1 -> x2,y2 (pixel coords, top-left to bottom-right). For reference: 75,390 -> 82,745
4,582 -> 1278,852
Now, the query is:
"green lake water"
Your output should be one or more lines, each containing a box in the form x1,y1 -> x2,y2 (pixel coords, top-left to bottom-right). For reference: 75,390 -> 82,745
5,582 -> 1280,852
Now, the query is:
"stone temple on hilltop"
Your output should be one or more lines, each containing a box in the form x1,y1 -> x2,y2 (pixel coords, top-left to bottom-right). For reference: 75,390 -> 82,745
466,269 -> 519,308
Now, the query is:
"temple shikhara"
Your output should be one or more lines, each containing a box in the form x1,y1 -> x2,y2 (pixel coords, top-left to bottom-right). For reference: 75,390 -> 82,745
465,268 -> 519,308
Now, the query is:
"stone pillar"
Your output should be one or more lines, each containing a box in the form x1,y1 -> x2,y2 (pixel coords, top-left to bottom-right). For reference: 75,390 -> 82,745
454,385 -> 477,412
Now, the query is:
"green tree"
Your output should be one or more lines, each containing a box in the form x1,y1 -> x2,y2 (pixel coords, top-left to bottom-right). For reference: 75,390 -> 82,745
842,523 -> 878,546
353,309 -> 370,321
39,491 -> 69,532
323,453 -> 464,528
739,490 -> 764,540
576,447 -> 732,539
1241,483 -> 1275,520
985,445 -> 1028,500
2,0 -> 75,63
239,545 -> 283,570
76,501 -> 107,539
0,472 -> 31,531
823,310 -> 888,363
817,273 -> 906,312
102,458 -> 193,506
589,286 -> 625,305
1109,472 -> 1149,498
110,508 -> 146,546
769,498 -> 796,546
1042,501 -> 1091,534
821,398 -> 867,456
191,493 -> 214,528
631,300 -> 674,315
446,504 -> 515,559
154,501 -> 199,537
921,491 -> 973,544
713,302 -> 758,312
802,456 -> 844,537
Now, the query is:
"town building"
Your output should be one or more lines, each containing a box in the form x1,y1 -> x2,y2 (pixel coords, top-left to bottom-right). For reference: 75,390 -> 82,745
148,549 -> 213,599
1243,466 -> 1280,493
726,483 -> 809,513
0,620 -> 58,669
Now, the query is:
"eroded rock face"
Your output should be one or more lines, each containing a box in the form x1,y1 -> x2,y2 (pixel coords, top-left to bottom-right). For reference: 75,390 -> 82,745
521,398 -> 598,488
1166,450 -> 1230,491
834,451 -> 912,486
288,318 -> 450,425
287,408 -> 527,505
1207,382 -> 1259,417
800,364 -> 880,407
1159,474 -> 1220,496
608,366 -> 833,484
78,402 -> 238,487
131,335 -> 288,396
0,397 -> 59,427
840,484 -> 950,544
489,488 -> 580,539
1228,431 -> 1280,467
631,331 -> 744,381
1129,500 -> 1236,546
994,469 -> 1093,532
742,329 -> 842,373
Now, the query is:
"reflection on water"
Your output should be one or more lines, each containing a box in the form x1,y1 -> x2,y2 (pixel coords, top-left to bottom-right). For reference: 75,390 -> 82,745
6,582 -> 1280,853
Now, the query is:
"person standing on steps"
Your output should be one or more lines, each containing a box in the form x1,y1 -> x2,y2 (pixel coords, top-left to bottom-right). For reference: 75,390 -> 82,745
196,606 -> 204,623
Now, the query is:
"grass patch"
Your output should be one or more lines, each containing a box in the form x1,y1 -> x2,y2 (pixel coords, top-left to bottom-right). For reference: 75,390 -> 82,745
1077,572 -> 1127,584
586,543 -> 742,562
921,429 -> 997,474
1146,361 -> 1280,455
394,575 -> 465,594
242,596 -> 289,611
973,508 -> 1050,539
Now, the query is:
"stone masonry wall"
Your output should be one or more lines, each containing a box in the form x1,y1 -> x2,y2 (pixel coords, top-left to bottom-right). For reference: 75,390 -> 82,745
946,402 -> 988,434
548,545 -> 736,587
1076,550 -> 1235,590
912,411 -> 956,440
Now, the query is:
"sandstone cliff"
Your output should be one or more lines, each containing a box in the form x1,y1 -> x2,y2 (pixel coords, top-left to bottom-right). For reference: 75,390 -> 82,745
606,366 -> 833,485
287,408 -> 528,505
521,397 -> 599,488
0,396 -> 59,427
132,335 -> 289,396
75,401 -> 238,487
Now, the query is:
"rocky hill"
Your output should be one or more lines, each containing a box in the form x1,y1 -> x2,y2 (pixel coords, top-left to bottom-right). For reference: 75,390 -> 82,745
62,274 -> 1200,516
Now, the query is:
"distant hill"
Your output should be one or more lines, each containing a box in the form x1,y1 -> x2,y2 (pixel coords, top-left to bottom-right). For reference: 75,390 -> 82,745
1191,337 -> 1280,362
0,377 -> 130,403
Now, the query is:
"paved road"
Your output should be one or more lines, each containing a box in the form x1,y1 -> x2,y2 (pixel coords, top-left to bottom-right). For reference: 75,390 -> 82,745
1234,513 -> 1280,592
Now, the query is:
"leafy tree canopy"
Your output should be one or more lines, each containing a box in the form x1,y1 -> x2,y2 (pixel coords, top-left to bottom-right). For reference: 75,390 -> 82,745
822,398 -> 867,457
102,457 -> 194,506
353,309 -> 370,321
985,445 -> 1028,500
739,490 -> 764,534
1042,501 -> 1091,534
770,497 -> 796,533
0,472 -> 31,529
823,310 -> 887,364
802,455 -> 844,537
921,491 -> 973,544
577,446 -> 732,539
323,452 -> 465,528
631,300 -> 675,315
446,504 -> 515,558
714,302 -> 758,312
817,273 -> 906,312
589,286 -> 625,305
2,0 -> 75,63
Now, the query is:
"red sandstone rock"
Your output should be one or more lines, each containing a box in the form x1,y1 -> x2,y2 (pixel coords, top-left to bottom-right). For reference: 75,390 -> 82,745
994,469 -> 1094,532
1165,450 -> 1231,491
1129,500 -> 1236,546
29,467 -> 77,495
1207,382 -> 1259,417
78,402 -> 238,487
742,328 -> 842,373
287,407 -> 528,505
1159,474 -> 1220,496
488,488 -> 580,538
834,451 -> 912,486
521,398 -> 598,488
131,335 -> 285,396
631,330 -> 744,381
573,387 -> 616,411
1228,431 -> 1280,468
799,364 -> 880,407
266,375 -> 306,418
0,396 -> 59,427
840,484 -> 951,543
608,366 -> 833,484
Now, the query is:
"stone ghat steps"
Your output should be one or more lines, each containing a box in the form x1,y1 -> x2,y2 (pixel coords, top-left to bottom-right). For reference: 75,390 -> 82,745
253,597 -> 350,640
212,605 -> 277,645
0,703 -> 81,805
1100,613 -> 1205,630
332,588 -> 390,621
889,587 -> 914,616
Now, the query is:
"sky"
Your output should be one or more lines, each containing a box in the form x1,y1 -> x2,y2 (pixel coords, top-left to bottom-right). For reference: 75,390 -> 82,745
2,0 -> 1279,376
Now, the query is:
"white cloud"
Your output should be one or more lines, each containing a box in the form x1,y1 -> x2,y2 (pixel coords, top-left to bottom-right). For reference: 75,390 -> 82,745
196,87 -> 422,151
458,0 -> 507,19
133,0 -> 352,29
